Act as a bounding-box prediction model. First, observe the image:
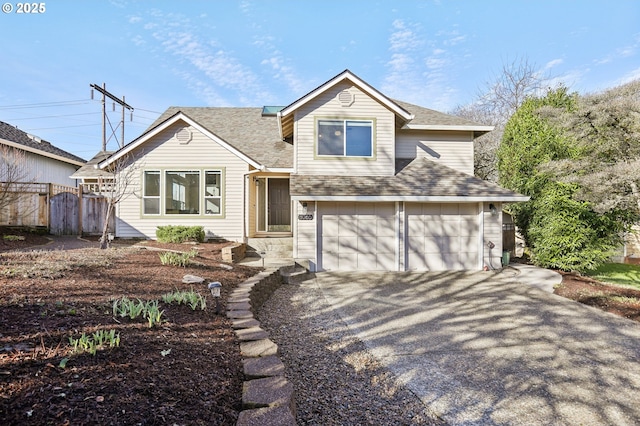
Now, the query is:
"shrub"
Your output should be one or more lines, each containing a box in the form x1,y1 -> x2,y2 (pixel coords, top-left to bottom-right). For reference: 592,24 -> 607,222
156,225 -> 205,243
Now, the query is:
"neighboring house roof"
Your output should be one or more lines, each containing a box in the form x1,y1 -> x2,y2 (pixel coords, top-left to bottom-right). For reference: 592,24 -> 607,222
290,158 -> 528,202
70,151 -> 115,179
103,108 -> 291,170
0,120 -> 86,166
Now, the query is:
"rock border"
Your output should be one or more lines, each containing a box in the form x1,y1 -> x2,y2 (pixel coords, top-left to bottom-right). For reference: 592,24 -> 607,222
229,266 -> 306,426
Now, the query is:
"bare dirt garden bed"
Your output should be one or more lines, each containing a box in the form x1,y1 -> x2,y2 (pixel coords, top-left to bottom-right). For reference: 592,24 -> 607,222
0,231 -> 260,425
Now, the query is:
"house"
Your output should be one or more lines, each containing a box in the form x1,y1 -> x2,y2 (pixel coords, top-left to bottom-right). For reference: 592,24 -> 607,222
0,120 -> 85,186
98,70 -> 528,271
0,120 -> 86,229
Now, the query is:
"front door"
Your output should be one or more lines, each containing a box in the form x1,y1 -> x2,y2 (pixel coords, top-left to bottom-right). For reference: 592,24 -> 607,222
256,178 -> 291,233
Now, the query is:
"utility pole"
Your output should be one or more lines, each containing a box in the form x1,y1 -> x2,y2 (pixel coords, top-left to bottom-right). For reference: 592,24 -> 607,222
90,83 -> 134,150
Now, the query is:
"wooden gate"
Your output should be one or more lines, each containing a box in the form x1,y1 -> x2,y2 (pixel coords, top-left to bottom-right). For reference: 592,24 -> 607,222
50,190 -> 79,235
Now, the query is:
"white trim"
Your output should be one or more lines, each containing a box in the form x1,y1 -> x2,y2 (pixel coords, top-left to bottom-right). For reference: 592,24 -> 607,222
98,112 -> 263,170
402,124 -> 495,132
478,202 -> 485,270
395,201 -> 401,272
0,138 -> 85,167
292,195 -> 530,202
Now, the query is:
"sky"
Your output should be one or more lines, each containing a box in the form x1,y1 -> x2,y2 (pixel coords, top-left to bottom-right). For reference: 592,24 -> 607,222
1,0 -> 639,161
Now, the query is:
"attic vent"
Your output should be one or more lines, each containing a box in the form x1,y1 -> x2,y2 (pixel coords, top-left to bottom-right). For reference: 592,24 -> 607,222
27,133 -> 42,143
338,90 -> 355,107
175,127 -> 192,144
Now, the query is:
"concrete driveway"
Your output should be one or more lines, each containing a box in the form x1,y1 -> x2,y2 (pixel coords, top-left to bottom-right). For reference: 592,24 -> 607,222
313,270 -> 640,425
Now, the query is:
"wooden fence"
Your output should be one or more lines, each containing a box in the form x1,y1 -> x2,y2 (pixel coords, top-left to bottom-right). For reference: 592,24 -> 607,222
0,182 -> 114,236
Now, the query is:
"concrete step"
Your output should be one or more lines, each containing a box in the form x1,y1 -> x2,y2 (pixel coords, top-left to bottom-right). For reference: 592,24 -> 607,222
247,237 -> 293,258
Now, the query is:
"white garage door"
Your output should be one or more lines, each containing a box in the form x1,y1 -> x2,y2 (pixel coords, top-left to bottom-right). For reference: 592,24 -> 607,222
406,203 -> 479,271
320,202 -> 396,271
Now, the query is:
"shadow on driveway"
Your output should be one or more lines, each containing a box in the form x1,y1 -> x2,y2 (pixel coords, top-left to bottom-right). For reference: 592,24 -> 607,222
312,270 -> 640,425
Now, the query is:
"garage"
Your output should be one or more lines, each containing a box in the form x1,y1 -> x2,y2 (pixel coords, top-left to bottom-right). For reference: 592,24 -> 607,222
406,203 -> 480,271
319,202 -> 396,271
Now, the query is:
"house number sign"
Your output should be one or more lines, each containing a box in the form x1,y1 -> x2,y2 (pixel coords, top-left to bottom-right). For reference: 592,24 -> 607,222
298,214 -> 314,220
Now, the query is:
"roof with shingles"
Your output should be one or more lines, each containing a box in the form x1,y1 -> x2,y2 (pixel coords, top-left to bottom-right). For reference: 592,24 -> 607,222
147,107 -> 292,169
290,158 -> 527,200
70,151 -> 114,179
0,120 -> 86,164
393,99 -> 491,128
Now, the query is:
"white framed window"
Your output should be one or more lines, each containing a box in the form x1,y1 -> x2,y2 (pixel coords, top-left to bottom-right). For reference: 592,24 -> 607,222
165,170 -> 200,215
317,119 -> 373,157
204,170 -> 222,215
142,171 -> 160,215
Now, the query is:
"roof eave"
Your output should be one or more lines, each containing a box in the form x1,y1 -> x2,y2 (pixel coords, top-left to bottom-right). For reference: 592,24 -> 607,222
279,70 -> 414,124
0,138 -> 85,167
291,195 -> 530,202
98,111 -> 264,170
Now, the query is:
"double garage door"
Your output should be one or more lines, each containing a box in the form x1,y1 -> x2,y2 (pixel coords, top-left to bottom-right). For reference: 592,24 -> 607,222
319,202 -> 479,271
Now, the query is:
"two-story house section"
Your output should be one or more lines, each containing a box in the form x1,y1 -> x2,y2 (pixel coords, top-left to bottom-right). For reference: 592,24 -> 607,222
98,70 -> 528,271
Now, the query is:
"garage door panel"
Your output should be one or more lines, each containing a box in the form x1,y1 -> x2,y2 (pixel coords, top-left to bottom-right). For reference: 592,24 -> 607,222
407,216 -> 424,234
377,219 -> 396,237
424,219 -> 443,236
323,218 -> 339,236
377,253 -> 397,270
338,236 -> 358,253
338,221 -> 358,237
338,253 -> 357,270
424,237 -> 441,253
358,236 -> 378,254
323,237 -> 339,253
356,253 -> 378,270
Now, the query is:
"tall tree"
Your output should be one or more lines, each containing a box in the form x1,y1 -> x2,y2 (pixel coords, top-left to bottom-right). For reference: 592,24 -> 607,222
543,80 -> 640,214
452,57 -> 550,181
498,86 -> 636,272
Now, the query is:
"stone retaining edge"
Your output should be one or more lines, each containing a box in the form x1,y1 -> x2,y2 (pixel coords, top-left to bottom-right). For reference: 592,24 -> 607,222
230,266 -> 298,426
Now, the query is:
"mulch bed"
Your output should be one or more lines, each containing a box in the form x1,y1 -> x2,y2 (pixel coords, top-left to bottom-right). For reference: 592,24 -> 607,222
554,271 -> 640,322
0,231 -> 261,425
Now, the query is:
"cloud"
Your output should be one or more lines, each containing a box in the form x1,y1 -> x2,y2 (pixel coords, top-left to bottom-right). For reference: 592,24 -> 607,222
128,9 -> 272,106
544,58 -> 563,70
619,67 -> 640,85
382,19 -> 461,110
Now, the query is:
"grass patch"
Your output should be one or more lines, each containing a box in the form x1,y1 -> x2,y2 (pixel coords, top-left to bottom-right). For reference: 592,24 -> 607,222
587,263 -> 640,290
3,235 -> 25,242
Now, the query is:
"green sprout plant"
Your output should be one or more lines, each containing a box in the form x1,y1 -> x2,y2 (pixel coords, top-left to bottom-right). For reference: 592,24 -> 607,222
69,329 -> 120,356
161,288 -> 207,311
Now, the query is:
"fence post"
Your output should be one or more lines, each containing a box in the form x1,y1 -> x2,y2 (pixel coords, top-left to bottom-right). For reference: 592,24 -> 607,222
47,183 -> 53,232
77,184 -> 83,236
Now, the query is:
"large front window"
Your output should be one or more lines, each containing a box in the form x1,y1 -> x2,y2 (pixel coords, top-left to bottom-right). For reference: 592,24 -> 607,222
166,171 -> 200,214
317,119 -> 373,157
142,169 -> 223,216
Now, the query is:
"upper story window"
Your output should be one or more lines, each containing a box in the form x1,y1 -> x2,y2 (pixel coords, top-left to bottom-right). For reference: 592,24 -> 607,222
317,119 -> 373,157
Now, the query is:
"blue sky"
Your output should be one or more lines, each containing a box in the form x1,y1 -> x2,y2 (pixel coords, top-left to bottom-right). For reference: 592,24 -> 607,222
1,0 -> 639,160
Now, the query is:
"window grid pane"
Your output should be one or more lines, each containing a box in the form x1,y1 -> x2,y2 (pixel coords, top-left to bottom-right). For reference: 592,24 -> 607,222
143,171 -> 160,215
204,171 -> 222,215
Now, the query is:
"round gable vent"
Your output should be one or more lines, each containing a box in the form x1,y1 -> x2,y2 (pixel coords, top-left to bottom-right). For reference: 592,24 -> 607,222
338,90 -> 355,107
175,127 -> 192,144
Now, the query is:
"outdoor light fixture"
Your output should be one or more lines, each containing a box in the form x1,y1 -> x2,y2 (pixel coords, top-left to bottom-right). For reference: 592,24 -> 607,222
208,281 -> 222,314
489,203 -> 498,216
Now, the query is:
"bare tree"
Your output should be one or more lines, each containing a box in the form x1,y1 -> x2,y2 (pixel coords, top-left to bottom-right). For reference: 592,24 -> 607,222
0,145 -> 38,221
97,153 -> 139,249
452,56 -> 551,181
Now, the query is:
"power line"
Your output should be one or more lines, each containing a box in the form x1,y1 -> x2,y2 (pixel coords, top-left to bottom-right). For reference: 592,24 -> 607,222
0,99 -> 92,110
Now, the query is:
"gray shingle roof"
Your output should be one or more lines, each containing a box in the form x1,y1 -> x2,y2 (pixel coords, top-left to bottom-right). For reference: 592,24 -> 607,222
148,107 -> 292,169
393,99 -> 491,128
70,151 -> 114,179
0,120 -> 86,164
290,158 -> 526,200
